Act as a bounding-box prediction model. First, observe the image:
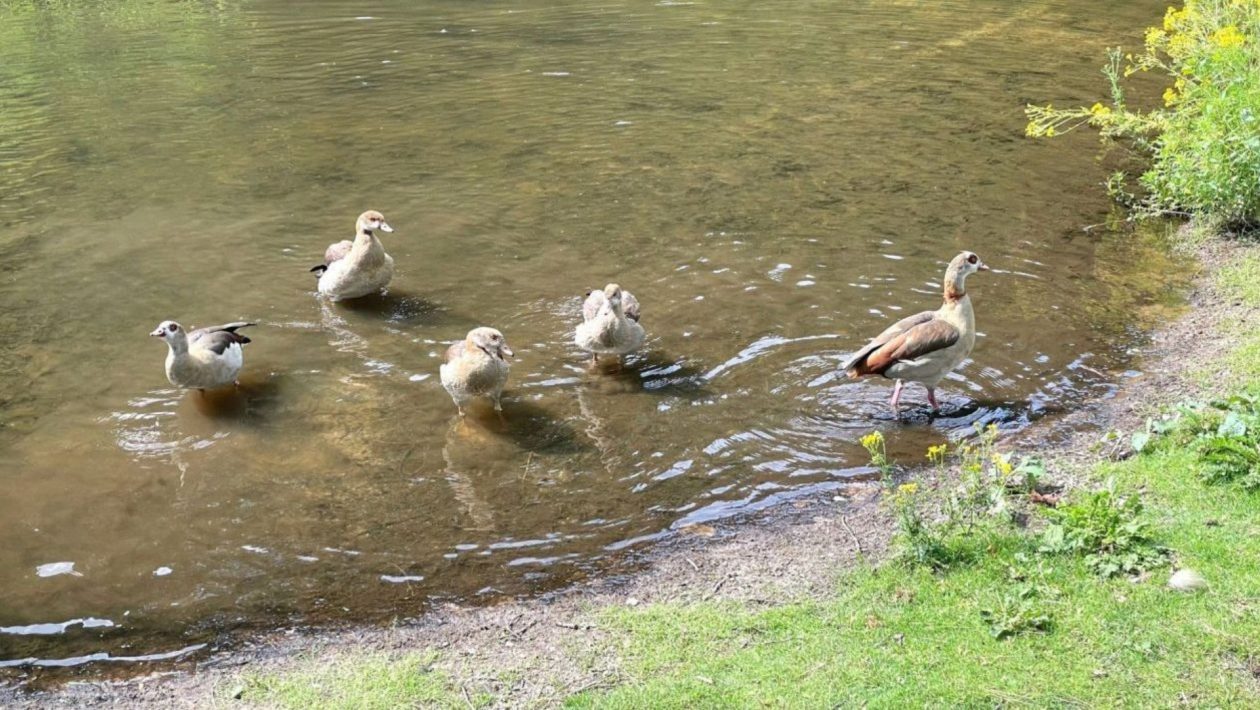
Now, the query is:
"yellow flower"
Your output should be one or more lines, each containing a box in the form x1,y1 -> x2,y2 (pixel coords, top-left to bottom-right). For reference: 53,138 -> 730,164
1163,86 -> 1179,106
1211,25 -> 1245,48
860,431 -> 884,450
1163,4 -> 1192,32
1145,26 -> 1167,49
992,454 -> 1014,477
1089,102 -> 1112,118
897,483 -> 918,495
1168,32 -> 1196,59
926,444 -> 948,463
1045,126 -> 1056,137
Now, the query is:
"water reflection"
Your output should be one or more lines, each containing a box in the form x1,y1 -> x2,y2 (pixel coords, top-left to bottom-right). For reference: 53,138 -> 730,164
0,0 -> 1183,671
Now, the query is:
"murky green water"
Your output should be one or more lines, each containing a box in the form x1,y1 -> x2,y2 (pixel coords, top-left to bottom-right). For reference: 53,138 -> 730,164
0,0 -> 1179,672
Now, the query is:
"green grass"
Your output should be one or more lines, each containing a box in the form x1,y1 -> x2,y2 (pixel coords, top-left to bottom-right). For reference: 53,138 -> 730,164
235,651 -> 485,710
1217,252 -> 1260,381
570,445 -> 1260,708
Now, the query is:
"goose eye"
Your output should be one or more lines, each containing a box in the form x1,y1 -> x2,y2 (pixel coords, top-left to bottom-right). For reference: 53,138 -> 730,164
169,324 -> 178,331
967,254 -> 978,264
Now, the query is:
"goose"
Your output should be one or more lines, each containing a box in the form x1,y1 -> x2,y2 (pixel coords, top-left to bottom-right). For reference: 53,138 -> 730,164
841,251 -> 989,417
440,327 -> 514,416
310,210 -> 396,301
575,283 -> 645,366
150,320 -> 255,391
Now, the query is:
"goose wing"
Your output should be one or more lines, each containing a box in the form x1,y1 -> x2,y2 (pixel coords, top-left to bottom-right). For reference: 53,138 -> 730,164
622,290 -> 642,323
190,322 -> 255,356
581,289 -> 606,322
842,311 -> 958,376
323,240 -> 353,265
310,240 -> 354,275
444,340 -> 466,363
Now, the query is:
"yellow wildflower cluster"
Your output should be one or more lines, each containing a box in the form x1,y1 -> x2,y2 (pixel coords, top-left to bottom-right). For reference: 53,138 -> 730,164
1211,25 -> 1246,48
1163,3 -> 1192,32
859,431 -> 884,452
926,444 -> 948,464
897,483 -> 918,496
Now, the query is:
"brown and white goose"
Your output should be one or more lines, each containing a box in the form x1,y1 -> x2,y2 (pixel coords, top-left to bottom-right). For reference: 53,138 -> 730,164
150,320 -> 255,391
575,283 -> 645,366
310,210 -> 396,301
440,327 -> 514,417
841,251 -> 989,416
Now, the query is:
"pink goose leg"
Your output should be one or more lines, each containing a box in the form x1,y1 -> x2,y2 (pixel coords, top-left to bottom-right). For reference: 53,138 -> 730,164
926,387 -> 940,413
889,379 -> 905,418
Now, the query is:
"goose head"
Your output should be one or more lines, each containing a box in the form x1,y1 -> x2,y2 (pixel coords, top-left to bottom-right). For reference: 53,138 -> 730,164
601,283 -> 625,316
150,320 -> 188,349
943,251 -> 989,300
355,210 -> 394,235
466,327 -> 514,361
951,250 -> 990,276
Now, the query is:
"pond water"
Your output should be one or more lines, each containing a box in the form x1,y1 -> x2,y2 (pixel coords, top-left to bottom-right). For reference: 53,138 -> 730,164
0,0 -> 1180,671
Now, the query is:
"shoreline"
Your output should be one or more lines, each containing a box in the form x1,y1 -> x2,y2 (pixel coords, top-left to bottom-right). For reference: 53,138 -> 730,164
5,232 -> 1253,708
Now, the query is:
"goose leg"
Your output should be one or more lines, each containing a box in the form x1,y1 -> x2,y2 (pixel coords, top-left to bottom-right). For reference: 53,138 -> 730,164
926,387 -> 940,414
889,379 -> 905,418
590,352 -> 599,367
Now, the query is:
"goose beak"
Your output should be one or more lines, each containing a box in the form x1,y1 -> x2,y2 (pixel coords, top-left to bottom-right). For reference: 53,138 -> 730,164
150,328 -> 164,337
500,345 -> 514,359
978,263 -> 991,271
378,222 -> 394,233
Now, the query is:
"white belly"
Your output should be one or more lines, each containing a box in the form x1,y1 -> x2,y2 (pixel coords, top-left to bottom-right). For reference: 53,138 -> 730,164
166,344 -> 243,390
575,317 -> 645,355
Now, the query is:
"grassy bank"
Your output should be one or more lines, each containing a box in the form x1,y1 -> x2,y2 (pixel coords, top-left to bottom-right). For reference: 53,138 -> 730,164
571,253 -> 1260,707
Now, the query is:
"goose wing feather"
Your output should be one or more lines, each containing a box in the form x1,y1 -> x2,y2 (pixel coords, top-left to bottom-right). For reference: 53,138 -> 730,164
843,312 -> 959,376
622,290 -> 642,322
581,289 -> 606,322
190,322 -> 255,356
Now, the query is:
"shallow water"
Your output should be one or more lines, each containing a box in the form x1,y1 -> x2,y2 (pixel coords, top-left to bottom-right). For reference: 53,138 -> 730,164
0,0 -> 1181,669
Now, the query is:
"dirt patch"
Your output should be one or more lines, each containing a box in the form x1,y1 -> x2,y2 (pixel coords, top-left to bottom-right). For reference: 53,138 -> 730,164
4,237 -> 1256,709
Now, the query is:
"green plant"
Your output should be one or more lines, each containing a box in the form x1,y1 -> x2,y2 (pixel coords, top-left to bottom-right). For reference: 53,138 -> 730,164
942,424 -> 1037,528
1040,481 -> 1167,577
981,555 -> 1057,640
884,481 -> 966,571
1135,387 -> 1260,489
1026,0 -> 1260,227
979,586 -> 1053,640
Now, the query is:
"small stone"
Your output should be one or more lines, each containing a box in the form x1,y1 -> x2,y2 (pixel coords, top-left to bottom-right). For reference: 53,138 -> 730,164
626,597 -> 640,607
230,684 -> 245,700
1169,568 -> 1208,592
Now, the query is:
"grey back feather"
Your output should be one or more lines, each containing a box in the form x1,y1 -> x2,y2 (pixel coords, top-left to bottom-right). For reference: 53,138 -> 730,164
190,322 -> 255,356
323,239 -> 354,265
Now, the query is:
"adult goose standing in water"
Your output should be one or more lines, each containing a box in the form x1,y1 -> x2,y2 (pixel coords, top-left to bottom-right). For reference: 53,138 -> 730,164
150,320 -> 255,391
575,283 -> 645,367
310,210 -> 396,301
841,251 -> 989,417
440,327 -> 514,417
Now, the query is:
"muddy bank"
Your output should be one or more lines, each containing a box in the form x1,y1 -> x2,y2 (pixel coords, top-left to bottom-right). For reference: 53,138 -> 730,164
3,236 -> 1252,709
